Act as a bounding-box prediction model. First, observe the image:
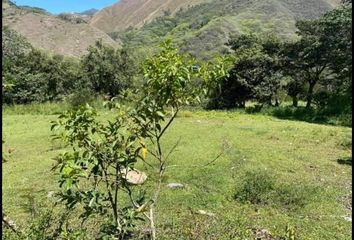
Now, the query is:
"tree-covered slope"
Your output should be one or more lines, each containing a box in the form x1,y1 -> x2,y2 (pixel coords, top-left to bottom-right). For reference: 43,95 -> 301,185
89,0 -> 207,33
111,0 -> 340,59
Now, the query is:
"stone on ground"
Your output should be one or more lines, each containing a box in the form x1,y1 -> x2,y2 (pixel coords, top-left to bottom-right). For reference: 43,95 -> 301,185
121,168 -> 147,185
167,183 -> 184,189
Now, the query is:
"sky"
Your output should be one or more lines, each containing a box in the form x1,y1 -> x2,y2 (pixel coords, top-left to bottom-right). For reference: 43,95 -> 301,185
13,0 -> 119,14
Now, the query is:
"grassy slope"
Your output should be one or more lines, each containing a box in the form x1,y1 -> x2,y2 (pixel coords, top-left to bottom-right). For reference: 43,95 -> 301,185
3,108 -> 351,239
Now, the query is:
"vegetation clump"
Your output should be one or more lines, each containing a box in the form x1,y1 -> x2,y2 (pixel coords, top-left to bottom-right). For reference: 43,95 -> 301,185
234,169 -> 318,211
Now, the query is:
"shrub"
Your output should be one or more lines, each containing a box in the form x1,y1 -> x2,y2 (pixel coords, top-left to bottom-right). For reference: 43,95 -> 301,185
3,209 -> 88,240
65,88 -> 97,109
234,169 -> 275,204
340,135 -> 352,150
234,169 -> 318,211
245,104 -> 264,113
273,184 -> 317,210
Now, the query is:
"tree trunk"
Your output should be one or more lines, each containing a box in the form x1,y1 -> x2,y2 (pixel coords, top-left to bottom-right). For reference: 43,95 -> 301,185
292,96 -> 298,107
306,82 -> 316,109
240,100 -> 246,108
275,98 -> 279,107
268,98 -> 273,106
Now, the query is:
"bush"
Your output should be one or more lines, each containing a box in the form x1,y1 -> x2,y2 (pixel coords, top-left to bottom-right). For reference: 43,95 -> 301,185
313,91 -> 331,108
273,184 -> 317,210
65,88 -> 97,109
3,209 -> 88,240
234,169 -> 275,204
245,104 -> 264,113
234,169 -> 317,210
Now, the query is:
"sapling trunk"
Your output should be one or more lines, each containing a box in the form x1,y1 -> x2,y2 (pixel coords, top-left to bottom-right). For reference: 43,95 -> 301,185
149,107 -> 179,240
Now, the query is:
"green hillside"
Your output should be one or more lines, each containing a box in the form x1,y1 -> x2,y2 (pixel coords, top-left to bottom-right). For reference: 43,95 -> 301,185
113,0 -> 339,59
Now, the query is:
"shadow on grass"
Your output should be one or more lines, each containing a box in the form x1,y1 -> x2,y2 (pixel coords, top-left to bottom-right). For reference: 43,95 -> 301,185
245,105 -> 352,127
337,157 -> 352,166
19,189 -> 39,215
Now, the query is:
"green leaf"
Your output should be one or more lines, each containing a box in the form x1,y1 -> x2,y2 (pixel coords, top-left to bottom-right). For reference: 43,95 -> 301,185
156,111 -> 165,118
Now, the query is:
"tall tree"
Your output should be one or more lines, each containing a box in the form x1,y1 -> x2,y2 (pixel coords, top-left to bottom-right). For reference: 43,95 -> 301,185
320,2 -> 352,98
81,40 -> 136,97
209,34 -> 282,109
283,19 -> 333,109
282,1 -> 352,109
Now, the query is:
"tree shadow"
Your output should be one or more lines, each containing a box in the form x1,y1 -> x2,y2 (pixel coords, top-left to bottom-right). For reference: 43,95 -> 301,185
19,189 -> 39,216
337,157 -> 352,166
256,106 -> 351,127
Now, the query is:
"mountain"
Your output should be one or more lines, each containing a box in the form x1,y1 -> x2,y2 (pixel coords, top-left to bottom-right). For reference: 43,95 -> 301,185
2,0 -> 341,59
92,0 -> 340,59
2,0 -> 120,57
90,0 -> 207,33
78,8 -> 99,16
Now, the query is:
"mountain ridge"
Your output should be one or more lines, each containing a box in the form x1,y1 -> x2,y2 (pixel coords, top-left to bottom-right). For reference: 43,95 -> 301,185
105,0 -> 341,59
77,8 -> 99,16
89,0 -> 207,33
2,0 -> 341,58
2,1 -> 120,57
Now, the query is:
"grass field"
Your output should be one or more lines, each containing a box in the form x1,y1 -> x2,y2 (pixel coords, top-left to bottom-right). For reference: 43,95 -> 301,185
2,107 -> 352,239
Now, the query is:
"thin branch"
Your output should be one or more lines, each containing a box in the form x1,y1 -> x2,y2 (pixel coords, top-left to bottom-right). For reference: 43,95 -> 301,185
165,137 -> 182,162
146,149 -> 159,160
2,213 -> 20,235
157,107 -> 179,140
99,162 -> 119,227
138,155 -> 155,168
203,151 -> 224,167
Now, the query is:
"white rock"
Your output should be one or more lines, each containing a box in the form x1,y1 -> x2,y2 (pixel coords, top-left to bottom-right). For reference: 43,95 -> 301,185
167,183 -> 184,189
121,169 -> 147,185
47,191 -> 54,198
344,216 -> 352,222
197,210 -> 215,217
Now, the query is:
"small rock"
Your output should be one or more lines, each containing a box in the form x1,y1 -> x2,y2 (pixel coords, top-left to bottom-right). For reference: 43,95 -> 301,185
167,183 -> 184,189
8,148 -> 16,154
47,191 -> 54,198
252,228 -> 274,240
121,169 -> 147,185
197,210 -> 215,217
344,216 -> 352,222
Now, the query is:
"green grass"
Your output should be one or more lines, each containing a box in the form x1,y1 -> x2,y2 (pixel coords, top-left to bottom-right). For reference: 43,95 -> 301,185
3,106 -> 352,239
2,99 -> 106,115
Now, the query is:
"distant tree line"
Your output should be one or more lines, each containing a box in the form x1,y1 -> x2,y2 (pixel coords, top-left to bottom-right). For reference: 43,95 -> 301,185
2,29 -> 136,104
208,1 -> 352,115
2,2 -> 351,123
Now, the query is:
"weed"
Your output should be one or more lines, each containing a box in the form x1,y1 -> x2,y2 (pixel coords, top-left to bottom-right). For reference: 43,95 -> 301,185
272,184 -> 317,211
64,88 -> 97,109
234,169 -> 275,204
234,170 -> 318,211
